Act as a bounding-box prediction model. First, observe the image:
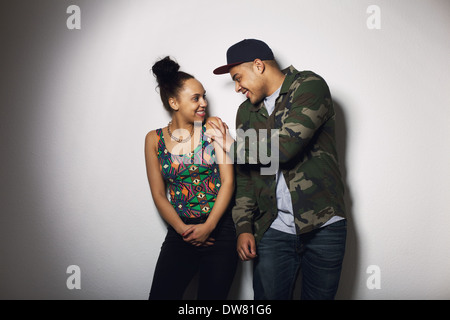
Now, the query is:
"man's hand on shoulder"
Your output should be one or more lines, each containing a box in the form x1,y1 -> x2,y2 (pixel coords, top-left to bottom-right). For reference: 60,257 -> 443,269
205,116 -> 235,153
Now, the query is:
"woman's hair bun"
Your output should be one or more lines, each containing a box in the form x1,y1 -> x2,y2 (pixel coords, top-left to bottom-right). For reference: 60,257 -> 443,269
151,56 -> 194,112
152,56 -> 180,85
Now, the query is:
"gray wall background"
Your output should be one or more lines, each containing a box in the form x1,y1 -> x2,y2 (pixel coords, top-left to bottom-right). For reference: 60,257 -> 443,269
1,0 -> 449,299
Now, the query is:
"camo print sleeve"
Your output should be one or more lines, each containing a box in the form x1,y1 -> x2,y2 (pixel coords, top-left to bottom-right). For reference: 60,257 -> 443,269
274,73 -> 334,164
231,163 -> 257,236
231,107 -> 258,236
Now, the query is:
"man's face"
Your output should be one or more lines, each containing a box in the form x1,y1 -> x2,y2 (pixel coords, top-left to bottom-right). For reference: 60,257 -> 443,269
229,62 -> 266,105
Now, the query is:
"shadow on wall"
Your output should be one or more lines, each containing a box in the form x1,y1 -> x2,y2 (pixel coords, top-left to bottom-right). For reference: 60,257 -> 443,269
333,99 -> 359,299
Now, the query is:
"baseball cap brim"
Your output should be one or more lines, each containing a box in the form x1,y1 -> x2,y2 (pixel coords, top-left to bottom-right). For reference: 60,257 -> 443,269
213,61 -> 244,75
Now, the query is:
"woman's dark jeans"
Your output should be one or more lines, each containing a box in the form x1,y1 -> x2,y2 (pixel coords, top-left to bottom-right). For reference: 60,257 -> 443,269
149,213 -> 238,300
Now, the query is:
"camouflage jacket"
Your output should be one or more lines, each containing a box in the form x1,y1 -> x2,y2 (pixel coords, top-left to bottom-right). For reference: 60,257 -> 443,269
231,66 -> 346,244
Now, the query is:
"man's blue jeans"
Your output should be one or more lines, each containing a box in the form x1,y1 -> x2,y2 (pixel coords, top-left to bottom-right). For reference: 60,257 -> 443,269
253,219 -> 347,300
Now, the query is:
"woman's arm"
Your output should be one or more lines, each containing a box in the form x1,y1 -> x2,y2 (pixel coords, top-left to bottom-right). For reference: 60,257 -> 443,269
144,130 -> 189,235
205,117 -> 235,227
182,118 -> 235,245
207,115 -> 258,260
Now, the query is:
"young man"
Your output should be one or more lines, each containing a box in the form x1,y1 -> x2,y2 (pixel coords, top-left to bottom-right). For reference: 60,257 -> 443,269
210,39 -> 347,300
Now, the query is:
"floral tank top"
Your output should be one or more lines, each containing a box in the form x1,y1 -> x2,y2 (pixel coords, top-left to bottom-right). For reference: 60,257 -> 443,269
156,125 -> 221,218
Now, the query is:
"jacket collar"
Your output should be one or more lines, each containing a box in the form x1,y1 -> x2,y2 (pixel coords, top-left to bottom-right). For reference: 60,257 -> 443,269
248,65 -> 298,112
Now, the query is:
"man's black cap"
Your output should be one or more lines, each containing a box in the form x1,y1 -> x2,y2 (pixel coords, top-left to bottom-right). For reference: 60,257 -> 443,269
213,39 -> 274,75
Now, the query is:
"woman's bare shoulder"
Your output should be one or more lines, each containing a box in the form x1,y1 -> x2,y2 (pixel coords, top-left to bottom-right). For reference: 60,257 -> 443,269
145,129 -> 160,150
205,116 -> 220,130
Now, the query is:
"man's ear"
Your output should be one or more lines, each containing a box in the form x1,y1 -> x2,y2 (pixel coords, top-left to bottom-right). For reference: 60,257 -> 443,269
253,59 -> 265,74
169,97 -> 179,111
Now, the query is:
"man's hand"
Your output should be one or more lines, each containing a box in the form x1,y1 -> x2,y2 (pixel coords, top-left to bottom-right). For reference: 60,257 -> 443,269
237,233 -> 257,261
206,118 -> 235,153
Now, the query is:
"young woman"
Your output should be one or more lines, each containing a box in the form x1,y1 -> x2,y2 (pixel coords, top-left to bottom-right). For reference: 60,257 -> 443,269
145,57 -> 237,300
